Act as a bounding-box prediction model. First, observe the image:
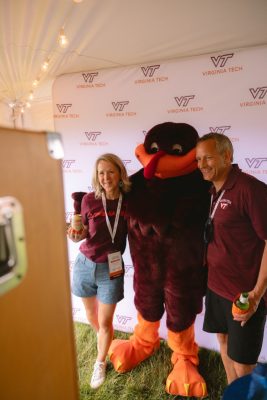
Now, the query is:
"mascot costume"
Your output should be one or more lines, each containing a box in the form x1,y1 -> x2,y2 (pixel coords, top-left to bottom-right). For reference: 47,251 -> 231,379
71,122 -> 210,397
109,122 -> 210,397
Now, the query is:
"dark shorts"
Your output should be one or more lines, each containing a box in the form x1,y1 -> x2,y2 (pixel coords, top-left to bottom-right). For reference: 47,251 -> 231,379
203,288 -> 266,364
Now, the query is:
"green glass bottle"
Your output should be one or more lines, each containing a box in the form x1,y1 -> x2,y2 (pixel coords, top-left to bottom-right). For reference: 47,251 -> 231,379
235,292 -> 250,311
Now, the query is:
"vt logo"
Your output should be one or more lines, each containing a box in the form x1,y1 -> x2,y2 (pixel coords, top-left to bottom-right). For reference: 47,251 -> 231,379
249,87 -> 267,99
116,315 -> 132,325
124,265 -> 133,274
85,132 -> 101,141
56,104 -> 72,113
141,65 -> 160,77
211,53 -> 234,67
209,126 -> 231,134
65,211 -> 74,221
62,160 -> 75,168
245,158 -> 267,168
122,160 -> 131,167
112,101 -> 129,111
82,72 -> 98,83
174,95 -> 195,107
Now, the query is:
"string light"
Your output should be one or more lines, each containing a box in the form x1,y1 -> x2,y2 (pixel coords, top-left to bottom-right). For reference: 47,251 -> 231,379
41,58 -> 50,71
6,0 -> 81,125
32,77 -> 40,87
58,28 -> 69,48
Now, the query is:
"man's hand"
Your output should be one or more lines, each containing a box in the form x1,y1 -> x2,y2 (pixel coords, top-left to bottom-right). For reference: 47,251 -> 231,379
233,290 -> 261,327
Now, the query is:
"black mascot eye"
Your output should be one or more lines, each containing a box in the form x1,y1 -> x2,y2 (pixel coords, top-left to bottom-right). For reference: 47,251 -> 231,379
150,142 -> 159,154
171,144 -> 183,155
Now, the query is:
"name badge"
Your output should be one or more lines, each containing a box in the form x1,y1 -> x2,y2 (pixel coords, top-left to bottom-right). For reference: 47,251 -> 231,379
108,251 -> 123,279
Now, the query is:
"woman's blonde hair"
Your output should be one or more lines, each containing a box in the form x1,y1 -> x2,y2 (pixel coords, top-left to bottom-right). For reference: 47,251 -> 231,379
92,153 -> 132,198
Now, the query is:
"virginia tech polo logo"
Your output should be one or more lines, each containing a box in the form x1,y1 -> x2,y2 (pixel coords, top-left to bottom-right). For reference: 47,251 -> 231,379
82,72 -> 98,83
141,65 -> 160,77
245,158 -> 267,168
211,53 -> 234,68
56,104 -> 72,113
174,95 -> 195,107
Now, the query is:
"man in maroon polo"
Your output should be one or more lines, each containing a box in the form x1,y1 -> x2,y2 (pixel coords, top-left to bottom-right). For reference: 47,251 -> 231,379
196,132 -> 267,385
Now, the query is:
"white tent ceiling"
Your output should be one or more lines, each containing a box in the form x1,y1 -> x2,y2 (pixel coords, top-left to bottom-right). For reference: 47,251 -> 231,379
0,0 -> 267,107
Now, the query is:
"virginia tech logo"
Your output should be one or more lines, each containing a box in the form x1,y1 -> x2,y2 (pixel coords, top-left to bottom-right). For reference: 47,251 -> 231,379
85,131 -> 102,141
141,65 -> 160,77
65,211 -> 74,221
209,126 -> 231,134
211,53 -> 234,68
54,103 -> 79,119
62,160 -> 75,168
174,95 -> 195,107
203,52 -> 242,76
56,104 -> 72,113
135,64 -> 167,84
115,315 -> 132,325
240,87 -> 267,108
77,72 -> 105,88
245,158 -> 267,168
122,160 -> 132,167
168,95 -> 203,113
112,101 -> 129,111
249,87 -> 267,99
82,72 -> 98,83
106,101 -> 136,117
80,131 -> 108,147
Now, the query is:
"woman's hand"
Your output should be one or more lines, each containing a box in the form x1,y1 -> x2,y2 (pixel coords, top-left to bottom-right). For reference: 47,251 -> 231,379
67,225 -> 87,242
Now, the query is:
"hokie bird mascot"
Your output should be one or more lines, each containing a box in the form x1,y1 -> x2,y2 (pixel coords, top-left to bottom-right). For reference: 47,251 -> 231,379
71,122 -> 210,397
109,122 -> 210,398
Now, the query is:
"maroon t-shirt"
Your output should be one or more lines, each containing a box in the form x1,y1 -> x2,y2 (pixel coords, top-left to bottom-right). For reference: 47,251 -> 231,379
79,192 -> 128,263
207,165 -> 267,305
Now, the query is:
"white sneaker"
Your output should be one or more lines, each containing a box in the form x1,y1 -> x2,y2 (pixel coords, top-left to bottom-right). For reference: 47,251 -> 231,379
90,361 -> 106,389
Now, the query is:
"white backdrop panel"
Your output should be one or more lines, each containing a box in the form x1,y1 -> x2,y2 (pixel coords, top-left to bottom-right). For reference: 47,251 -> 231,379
53,45 -> 267,361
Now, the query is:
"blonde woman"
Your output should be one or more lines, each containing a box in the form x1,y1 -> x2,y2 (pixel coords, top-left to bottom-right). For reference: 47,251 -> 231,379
68,153 -> 131,389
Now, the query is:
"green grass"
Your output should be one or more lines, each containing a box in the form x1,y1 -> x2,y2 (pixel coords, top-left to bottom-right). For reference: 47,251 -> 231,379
74,322 -> 227,400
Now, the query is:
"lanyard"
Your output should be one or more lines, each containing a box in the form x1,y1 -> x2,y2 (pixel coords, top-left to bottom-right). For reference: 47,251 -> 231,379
209,190 -> 225,220
101,192 -> 122,244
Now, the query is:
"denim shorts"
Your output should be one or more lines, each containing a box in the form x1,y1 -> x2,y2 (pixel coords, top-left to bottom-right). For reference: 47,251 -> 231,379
71,252 -> 124,304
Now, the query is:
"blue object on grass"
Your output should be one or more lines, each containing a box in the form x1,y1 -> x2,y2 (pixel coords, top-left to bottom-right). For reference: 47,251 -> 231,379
222,363 -> 267,400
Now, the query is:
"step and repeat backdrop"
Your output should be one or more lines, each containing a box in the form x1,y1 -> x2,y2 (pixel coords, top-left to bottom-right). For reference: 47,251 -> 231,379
53,44 -> 267,360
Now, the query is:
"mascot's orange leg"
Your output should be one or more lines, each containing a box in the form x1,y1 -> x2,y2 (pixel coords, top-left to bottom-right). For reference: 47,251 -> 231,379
166,324 -> 208,398
108,313 -> 160,372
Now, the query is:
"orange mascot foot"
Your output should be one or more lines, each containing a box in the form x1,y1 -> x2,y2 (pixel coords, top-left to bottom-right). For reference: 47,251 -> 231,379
108,313 -> 160,373
165,325 -> 208,398
166,358 -> 207,397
